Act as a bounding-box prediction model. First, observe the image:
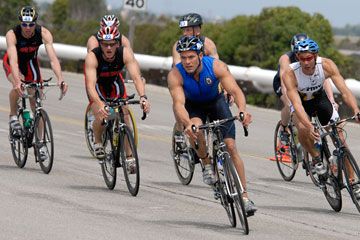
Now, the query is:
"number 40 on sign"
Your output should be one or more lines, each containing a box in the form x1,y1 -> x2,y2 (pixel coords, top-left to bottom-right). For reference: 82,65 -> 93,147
123,0 -> 147,11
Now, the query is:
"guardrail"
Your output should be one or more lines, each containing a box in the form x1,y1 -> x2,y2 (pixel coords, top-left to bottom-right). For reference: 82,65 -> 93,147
1,36 -> 360,97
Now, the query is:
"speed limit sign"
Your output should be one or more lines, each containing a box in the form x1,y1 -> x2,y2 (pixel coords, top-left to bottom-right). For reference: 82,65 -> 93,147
123,0 -> 147,11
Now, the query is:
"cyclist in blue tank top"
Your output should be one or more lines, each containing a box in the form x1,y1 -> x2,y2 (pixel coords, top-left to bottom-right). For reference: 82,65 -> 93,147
168,36 -> 257,215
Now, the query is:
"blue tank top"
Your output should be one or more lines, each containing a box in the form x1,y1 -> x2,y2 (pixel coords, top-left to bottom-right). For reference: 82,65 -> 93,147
176,56 -> 221,103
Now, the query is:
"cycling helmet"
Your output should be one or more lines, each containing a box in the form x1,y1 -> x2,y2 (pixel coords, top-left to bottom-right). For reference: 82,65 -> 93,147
96,25 -> 120,41
18,6 -> 38,22
291,33 -> 308,52
179,13 -> 203,28
294,38 -> 319,54
176,36 -> 204,54
100,15 -> 120,27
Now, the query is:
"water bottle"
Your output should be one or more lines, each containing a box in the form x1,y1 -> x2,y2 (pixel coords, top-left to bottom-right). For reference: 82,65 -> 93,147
23,109 -> 33,128
217,156 -> 224,175
314,139 -> 322,154
107,107 -> 116,120
113,127 -> 119,147
329,150 -> 338,176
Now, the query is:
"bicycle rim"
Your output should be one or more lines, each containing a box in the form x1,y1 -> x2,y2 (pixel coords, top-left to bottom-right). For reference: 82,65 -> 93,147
171,124 -> 195,185
84,104 -> 97,158
124,107 -> 138,147
101,129 -> 117,190
121,125 -> 140,196
274,121 -> 296,181
319,143 -> 342,212
10,113 -> 28,168
214,156 -> 236,227
34,110 -> 54,174
224,155 -> 249,234
342,148 -> 360,212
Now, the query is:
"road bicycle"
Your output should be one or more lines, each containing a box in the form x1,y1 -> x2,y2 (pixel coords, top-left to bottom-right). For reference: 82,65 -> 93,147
193,114 -> 250,234
309,114 -> 360,212
85,80 -> 138,158
99,94 -> 146,196
9,78 -> 64,174
273,115 -> 316,183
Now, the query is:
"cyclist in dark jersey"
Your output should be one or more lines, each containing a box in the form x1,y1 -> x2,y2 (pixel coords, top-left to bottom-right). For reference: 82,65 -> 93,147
273,33 -> 336,142
85,24 -> 150,159
168,36 -> 257,215
3,6 -> 68,136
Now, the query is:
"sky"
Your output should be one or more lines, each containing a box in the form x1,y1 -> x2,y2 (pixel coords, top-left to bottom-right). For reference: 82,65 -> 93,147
37,0 -> 360,27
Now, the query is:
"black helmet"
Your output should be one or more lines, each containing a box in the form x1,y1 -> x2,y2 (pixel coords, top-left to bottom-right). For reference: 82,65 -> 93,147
18,6 -> 38,22
176,36 -> 204,54
291,33 -> 308,52
179,13 -> 203,28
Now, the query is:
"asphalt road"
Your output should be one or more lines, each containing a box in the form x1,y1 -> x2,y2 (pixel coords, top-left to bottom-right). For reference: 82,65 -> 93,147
1,66 -> 360,240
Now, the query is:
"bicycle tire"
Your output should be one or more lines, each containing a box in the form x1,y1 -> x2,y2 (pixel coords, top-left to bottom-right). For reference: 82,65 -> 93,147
274,120 -> 296,181
214,153 -> 236,227
34,109 -> 54,174
225,155 -> 249,234
101,127 -> 117,190
84,104 -> 97,158
121,125 -> 140,196
319,140 -> 342,212
171,123 -> 195,185
342,148 -> 360,213
10,112 -> 28,168
123,106 -> 138,147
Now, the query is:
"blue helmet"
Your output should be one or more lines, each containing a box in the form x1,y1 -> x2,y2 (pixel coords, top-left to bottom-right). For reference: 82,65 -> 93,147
176,36 -> 203,54
294,38 -> 319,54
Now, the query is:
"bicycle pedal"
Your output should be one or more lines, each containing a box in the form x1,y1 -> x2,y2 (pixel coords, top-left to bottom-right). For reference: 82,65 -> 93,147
246,211 -> 255,217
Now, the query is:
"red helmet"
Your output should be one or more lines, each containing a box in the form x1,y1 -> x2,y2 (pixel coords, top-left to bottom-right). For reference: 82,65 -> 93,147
100,15 -> 120,28
96,25 -> 120,41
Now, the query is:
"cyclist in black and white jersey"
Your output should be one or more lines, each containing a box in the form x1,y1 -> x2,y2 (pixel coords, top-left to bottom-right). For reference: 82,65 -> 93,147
283,38 -> 360,176
273,33 -> 336,142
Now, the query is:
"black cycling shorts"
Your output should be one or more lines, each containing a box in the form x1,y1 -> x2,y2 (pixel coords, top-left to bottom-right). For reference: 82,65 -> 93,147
185,94 -> 235,139
273,71 -> 282,98
302,90 -> 334,125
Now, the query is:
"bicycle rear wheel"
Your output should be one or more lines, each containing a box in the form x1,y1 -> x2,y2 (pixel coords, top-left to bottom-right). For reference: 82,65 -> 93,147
34,109 -> 54,174
342,148 -> 360,212
121,125 -> 140,196
10,113 -> 28,168
274,121 -> 296,181
171,124 -> 195,185
319,141 -> 342,212
101,129 -> 117,190
224,154 -> 249,234
214,155 -> 236,227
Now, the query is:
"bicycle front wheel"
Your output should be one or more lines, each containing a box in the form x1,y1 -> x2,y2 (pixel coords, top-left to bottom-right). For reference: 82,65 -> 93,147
342,148 -> 360,213
123,106 -> 138,147
84,103 -> 97,157
101,129 -> 117,190
121,125 -> 140,196
274,121 -> 296,181
171,124 -> 195,185
34,109 -> 54,174
224,154 -> 249,234
10,112 -> 28,168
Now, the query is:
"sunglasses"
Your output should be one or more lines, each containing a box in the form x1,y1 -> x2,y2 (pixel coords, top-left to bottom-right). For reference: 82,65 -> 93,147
297,55 -> 315,62
100,42 -> 118,48
21,22 -> 36,28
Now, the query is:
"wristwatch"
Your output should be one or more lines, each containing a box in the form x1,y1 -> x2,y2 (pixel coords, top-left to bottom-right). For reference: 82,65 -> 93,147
140,95 -> 148,100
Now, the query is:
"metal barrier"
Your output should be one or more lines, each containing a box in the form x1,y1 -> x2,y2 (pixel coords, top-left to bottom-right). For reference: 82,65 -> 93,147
1,36 -> 360,97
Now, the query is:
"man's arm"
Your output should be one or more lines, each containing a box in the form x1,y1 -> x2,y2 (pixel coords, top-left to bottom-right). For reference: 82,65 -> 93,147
42,27 -> 67,92
172,41 -> 181,66
282,69 -> 312,129
204,37 -> 219,59
86,35 -> 99,53
213,59 -> 251,126
278,54 -> 292,104
5,30 -> 22,94
323,58 -> 360,115
122,46 -> 150,113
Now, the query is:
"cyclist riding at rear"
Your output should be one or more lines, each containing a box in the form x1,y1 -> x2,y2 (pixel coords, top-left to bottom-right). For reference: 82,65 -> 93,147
85,24 -> 150,160
3,6 -> 68,138
86,15 -> 131,53
273,33 -> 337,143
167,36 -> 257,215
171,13 -> 231,150
283,39 -> 360,187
